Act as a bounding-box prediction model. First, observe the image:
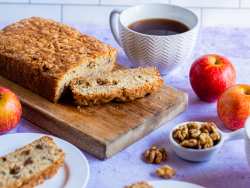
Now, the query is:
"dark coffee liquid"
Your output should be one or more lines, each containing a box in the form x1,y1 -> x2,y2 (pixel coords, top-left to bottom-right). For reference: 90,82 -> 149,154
128,18 -> 189,36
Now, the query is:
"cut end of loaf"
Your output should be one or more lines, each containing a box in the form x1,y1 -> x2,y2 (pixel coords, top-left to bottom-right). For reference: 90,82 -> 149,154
53,49 -> 117,102
70,67 -> 164,106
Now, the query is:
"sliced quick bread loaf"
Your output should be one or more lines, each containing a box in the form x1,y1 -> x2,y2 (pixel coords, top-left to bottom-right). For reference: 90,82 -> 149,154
0,17 -> 117,102
69,67 -> 163,106
0,136 -> 65,188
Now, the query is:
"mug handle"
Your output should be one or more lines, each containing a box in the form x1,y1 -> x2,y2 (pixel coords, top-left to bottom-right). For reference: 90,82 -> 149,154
224,128 -> 245,142
109,9 -> 122,46
223,117 -> 250,142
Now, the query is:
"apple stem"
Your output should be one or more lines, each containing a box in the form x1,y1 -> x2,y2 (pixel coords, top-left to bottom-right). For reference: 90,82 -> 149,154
245,90 -> 250,95
214,60 -> 219,65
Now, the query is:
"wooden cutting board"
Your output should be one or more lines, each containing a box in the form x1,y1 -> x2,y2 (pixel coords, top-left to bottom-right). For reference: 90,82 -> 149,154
0,75 -> 188,160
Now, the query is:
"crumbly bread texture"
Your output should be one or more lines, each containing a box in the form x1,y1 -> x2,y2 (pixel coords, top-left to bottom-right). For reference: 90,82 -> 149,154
125,182 -> 154,188
70,67 -> 163,106
0,17 -> 117,102
0,136 -> 65,188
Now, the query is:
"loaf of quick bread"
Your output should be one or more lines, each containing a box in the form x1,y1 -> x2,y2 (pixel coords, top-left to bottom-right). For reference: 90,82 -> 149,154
0,17 -> 117,102
0,136 -> 65,188
70,67 -> 163,106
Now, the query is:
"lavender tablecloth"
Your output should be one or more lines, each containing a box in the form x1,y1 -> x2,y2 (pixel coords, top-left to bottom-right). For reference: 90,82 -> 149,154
5,25 -> 250,188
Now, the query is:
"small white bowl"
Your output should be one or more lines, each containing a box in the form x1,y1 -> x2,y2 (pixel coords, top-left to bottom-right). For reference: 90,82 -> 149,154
170,119 -> 250,163
169,121 -> 224,162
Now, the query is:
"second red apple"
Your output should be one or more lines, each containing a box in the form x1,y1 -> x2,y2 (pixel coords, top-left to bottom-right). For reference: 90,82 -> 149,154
189,54 -> 236,102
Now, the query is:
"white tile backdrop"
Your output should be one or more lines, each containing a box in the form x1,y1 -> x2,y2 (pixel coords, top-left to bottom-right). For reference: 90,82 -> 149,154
0,0 -> 250,27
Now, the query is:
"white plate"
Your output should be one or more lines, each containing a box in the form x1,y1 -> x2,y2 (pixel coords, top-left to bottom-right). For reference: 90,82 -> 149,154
149,180 -> 205,188
0,133 -> 90,188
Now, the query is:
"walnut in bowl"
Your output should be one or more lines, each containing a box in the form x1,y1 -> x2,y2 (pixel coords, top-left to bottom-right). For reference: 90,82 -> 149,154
173,122 -> 221,149
169,121 -> 224,162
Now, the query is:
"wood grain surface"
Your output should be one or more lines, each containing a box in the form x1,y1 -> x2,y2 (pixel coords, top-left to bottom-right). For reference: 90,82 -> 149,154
0,75 -> 188,159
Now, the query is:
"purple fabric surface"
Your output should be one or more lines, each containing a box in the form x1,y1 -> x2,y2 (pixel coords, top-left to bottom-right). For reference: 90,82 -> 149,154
4,25 -> 250,188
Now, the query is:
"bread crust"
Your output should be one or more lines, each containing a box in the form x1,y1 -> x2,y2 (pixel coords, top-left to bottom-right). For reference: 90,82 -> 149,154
0,17 -> 117,102
0,55 -> 60,102
70,67 -> 164,106
17,158 -> 64,188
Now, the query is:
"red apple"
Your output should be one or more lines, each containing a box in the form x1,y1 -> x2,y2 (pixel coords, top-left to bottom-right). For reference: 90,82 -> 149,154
217,84 -> 250,130
190,54 -> 236,102
0,87 -> 22,132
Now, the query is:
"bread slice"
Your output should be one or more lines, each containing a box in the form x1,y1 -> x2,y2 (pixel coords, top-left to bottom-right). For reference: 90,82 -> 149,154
0,136 -> 65,188
0,17 -> 117,102
69,67 -> 163,106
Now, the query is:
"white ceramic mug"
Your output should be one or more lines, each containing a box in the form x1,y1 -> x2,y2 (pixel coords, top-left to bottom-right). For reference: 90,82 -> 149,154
109,4 -> 200,75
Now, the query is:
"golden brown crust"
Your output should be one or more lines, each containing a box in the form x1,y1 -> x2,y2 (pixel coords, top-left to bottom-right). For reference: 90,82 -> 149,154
0,55 -> 60,102
70,67 -> 164,106
19,158 -> 64,188
0,17 -> 117,102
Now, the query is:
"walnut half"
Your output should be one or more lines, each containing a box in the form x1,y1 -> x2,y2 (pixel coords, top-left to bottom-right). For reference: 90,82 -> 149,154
124,182 -> 153,188
143,146 -> 167,164
155,165 -> 176,179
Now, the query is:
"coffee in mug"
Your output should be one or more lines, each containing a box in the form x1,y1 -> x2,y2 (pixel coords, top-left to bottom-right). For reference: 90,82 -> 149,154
128,18 -> 189,36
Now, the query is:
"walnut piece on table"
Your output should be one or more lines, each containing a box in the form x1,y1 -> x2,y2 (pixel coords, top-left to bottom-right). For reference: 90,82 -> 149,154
155,165 -> 176,179
143,146 -> 167,164
124,181 -> 154,188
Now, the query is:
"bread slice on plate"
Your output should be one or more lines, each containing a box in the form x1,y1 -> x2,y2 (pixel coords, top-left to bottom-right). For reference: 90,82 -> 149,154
0,17 -> 117,102
0,136 -> 65,188
69,67 -> 164,106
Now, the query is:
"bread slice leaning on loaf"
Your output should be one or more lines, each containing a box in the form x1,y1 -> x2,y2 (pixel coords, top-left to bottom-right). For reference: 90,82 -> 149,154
0,136 -> 64,188
70,67 -> 164,106
0,17 -> 117,102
